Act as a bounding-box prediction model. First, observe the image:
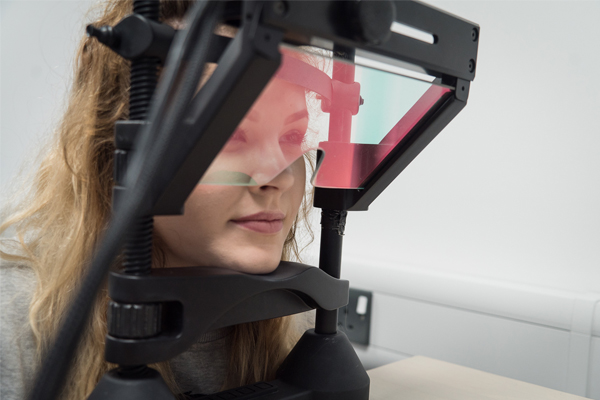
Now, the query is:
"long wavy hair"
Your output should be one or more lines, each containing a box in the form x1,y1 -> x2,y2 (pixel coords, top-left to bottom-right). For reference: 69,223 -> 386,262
0,1 -> 314,398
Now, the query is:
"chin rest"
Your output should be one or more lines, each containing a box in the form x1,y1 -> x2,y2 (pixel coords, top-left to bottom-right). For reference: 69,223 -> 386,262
105,261 -> 349,365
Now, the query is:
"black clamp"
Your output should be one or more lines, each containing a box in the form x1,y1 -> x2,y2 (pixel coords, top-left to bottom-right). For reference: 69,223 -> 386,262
87,14 -> 175,61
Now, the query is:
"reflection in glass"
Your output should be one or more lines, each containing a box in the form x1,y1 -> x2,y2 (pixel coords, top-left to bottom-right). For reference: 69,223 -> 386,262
198,45 -> 451,189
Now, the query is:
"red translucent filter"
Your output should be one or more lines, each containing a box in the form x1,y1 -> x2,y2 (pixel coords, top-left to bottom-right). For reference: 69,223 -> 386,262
199,46 -> 451,188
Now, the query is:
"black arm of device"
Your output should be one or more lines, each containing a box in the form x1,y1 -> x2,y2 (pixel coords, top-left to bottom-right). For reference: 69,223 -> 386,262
147,0 -> 479,216
105,262 -> 349,365
151,2 -> 285,215
262,1 -> 478,81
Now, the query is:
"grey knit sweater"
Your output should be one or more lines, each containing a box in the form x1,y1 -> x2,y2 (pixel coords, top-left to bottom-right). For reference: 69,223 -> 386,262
0,264 -> 231,399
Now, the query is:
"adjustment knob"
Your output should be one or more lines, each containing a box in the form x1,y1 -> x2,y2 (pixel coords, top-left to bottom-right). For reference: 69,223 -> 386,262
108,301 -> 162,339
345,0 -> 396,45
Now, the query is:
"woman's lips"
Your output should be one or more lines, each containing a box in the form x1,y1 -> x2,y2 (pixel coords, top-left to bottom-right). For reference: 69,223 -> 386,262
231,211 -> 285,234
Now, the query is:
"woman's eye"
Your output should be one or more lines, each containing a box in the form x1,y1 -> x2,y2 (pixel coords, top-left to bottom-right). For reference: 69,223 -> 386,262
229,129 -> 247,143
222,129 -> 247,152
279,129 -> 305,146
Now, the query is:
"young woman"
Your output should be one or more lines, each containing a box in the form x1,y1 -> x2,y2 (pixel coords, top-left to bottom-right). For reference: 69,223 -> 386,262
0,1 -> 314,398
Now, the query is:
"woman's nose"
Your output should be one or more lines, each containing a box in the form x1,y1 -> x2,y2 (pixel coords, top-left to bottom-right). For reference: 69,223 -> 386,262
258,163 -> 296,192
248,141 -> 296,189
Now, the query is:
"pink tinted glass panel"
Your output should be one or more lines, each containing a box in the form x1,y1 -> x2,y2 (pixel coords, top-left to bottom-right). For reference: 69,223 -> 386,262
313,84 -> 451,189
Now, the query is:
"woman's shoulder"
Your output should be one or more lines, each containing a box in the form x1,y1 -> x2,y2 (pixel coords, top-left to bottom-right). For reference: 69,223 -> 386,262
1,262 -> 36,309
0,262 -> 38,400
0,264 -> 36,343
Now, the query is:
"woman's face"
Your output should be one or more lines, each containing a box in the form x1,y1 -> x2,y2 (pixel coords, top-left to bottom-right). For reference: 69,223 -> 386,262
154,78 -> 307,274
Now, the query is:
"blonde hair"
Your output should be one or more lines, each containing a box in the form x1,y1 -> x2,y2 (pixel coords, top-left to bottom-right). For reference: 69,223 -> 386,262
0,1 -> 313,398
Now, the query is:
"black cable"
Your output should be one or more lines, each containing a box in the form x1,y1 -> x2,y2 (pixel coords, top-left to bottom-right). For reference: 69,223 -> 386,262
26,1 -> 222,399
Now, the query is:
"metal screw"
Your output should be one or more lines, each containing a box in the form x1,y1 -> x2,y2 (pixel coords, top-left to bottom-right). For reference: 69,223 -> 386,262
273,1 -> 287,16
468,59 -> 475,73
471,28 -> 478,42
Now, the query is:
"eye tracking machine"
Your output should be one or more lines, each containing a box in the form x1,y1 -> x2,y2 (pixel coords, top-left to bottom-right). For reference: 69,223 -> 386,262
28,1 -> 479,399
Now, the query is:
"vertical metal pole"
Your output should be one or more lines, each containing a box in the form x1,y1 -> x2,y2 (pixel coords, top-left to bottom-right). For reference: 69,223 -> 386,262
315,45 -> 354,334
122,0 -> 160,275
114,0 -> 159,380
315,209 -> 348,334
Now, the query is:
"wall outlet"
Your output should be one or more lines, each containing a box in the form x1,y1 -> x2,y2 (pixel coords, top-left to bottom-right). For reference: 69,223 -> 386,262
338,288 -> 372,345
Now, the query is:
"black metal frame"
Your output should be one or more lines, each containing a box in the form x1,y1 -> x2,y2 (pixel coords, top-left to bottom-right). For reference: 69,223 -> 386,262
314,87 -> 468,211
151,4 -> 285,215
108,0 -> 479,215
103,0 -> 479,397
105,262 -> 349,365
149,0 -> 479,215
262,1 -> 478,81
31,1 -> 479,400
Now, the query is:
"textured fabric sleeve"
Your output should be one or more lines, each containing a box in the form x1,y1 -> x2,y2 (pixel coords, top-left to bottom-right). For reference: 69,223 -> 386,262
170,328 -> 233,395
0,265 -> 38,400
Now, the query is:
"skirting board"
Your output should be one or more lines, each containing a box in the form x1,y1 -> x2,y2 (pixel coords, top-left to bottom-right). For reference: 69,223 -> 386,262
341,255 -> 600,399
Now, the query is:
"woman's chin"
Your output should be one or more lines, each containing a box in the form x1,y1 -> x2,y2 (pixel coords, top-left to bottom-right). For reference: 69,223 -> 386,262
161,239 -> 285,273
223,250 -> 282,274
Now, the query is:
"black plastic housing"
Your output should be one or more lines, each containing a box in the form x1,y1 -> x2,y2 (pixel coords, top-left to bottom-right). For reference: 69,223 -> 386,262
105,262 -> 349,365
146,0 -> 479,216
88,368 -> 176,400
277,330 -> 370,400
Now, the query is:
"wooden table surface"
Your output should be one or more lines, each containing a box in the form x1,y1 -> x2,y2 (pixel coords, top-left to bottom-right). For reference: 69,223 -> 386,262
368,356 -> 590,400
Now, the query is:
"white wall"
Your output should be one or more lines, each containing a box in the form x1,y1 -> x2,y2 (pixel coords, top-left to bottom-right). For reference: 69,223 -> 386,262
342,256 -> 600,398
333,2 -> 600,396
1,0 -> 94,192
338,0 -> 600,294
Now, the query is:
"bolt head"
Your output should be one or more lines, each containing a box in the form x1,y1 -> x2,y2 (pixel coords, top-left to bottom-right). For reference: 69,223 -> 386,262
468,59 -> 476,73
273,1 -> 288,16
